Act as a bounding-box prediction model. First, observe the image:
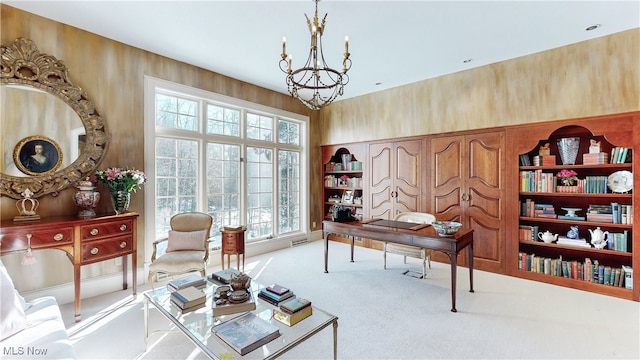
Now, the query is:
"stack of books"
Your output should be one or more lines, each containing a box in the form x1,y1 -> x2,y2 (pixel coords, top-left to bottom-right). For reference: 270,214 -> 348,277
586,204 -> 613,223
556,236 -> 591,248
533,203 -> 556,219
258,283 -> 295,306
170,286 -> 206,312
582,152 -> 608,165
532,155 -> 556,166
212,312 -> 280,355
210,268 -> 242,284
167,273 -> 207,292
273,297 -> 312,326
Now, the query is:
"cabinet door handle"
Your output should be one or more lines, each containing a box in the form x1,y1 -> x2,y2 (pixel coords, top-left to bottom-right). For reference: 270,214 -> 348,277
120,241 -> 127,248
461,193 -> 470,201
90,247 -> 99,255
119,224 -> 127,231
90,228 -> 99,236
54,233 -> 64,241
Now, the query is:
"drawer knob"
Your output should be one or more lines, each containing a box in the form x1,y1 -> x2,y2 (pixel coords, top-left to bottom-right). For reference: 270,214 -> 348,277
54,233 -> 64,241
120,241 -> 127,248
119,224 -> 127,231
90,228 -> 99,236
90,247 -> 99,255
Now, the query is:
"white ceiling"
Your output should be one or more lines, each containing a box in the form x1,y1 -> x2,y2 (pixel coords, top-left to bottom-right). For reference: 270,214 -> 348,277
5,1 -> 640,102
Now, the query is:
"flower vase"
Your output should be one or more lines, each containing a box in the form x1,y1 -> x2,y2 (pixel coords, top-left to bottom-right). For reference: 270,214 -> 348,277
110,190 -> 131,214
73,184 -> 100,218
557,137 -> 580,165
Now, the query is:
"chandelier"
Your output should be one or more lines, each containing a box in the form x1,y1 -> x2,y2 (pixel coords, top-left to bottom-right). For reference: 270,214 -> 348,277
279,0 -> 351,110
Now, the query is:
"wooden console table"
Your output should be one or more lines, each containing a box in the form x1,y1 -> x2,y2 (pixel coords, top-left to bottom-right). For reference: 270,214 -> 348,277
323,219 -> 474,312
0,213 -> 138,322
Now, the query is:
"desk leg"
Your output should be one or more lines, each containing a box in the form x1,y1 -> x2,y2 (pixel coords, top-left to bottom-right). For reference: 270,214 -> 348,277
448,253 -> 457,313
350,236 -> 354,263
333,320 -> 338,360
324,232 -> 329,273
468,244 -> 475,293
74,264 -> 81,322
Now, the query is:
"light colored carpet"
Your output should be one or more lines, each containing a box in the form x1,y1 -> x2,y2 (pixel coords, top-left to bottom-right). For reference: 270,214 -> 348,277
60,240 -> 640,359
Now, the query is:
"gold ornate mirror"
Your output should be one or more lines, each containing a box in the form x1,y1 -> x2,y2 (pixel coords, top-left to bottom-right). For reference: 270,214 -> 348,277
1,37 -> 108,199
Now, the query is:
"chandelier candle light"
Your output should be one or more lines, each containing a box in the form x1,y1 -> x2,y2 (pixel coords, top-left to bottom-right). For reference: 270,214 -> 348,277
279,0 -> 351,110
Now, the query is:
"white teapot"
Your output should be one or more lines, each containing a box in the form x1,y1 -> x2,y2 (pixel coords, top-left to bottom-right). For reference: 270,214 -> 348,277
538,231 -> 558,243
588,227 -> 609,249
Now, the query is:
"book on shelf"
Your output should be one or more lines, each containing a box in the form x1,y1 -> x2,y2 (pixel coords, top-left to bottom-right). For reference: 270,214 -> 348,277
170,286 -> 206,309
257,288 -> 295,306
167,274 -> 207,292
212,312 -> 280,356
210,268 -> 242,284
279,297 -> 311,314
557,215 -> 586,221
212,290 -> 257,316
586,214 -> 613,223
273,305 -> 313,326
610,147 -> 631,164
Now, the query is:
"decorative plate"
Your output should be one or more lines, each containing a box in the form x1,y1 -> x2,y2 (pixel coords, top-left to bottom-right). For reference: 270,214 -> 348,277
607,170 -> 633,193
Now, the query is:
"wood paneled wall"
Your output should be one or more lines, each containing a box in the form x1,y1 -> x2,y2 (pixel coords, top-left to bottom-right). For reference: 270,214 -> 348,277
0,5 -> 312,291
318,29 -> 639,145
1,4 -> 637,292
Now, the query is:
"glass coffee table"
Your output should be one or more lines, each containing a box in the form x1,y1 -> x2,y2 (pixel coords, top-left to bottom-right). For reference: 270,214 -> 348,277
144,279 -> 338,359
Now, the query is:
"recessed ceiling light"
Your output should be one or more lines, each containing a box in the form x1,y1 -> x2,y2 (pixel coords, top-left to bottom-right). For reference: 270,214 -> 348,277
585,24 -> 601,31
463,58 -> 473,64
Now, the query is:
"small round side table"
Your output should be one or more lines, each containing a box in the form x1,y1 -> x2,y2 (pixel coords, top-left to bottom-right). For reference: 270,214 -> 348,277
220,226 -> 246,272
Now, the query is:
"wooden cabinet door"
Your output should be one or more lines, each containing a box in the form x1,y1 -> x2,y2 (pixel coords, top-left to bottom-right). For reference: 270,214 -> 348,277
431,131 -> 505,272
368,139 -> 423,220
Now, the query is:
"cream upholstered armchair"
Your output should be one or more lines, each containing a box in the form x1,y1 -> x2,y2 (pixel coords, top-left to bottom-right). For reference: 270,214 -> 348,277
148,212 -> 213,289
384,212 -> 436,279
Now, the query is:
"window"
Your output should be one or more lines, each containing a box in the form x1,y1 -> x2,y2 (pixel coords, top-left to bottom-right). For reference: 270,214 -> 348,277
144,77 -> 308,253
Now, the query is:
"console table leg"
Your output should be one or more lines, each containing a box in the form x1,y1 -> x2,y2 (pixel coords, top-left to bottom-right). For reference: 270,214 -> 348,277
74,264 -> 81,322
122,255 -> 128,290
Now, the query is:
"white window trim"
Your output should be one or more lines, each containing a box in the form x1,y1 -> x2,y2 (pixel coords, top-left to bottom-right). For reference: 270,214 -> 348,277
143,76 -> 309,270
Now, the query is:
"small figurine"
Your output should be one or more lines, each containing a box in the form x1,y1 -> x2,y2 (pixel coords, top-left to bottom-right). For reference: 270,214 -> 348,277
589,139 -> 601,154
539,143 -> 551,156
14,188 -> 41,222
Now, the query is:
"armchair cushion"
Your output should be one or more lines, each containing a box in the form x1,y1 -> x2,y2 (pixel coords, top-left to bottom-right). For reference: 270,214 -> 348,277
166,229 -> 208,252
148,250 -> 206,273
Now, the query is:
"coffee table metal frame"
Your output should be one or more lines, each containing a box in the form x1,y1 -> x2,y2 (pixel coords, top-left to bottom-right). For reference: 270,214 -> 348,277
143,280 -> 338,359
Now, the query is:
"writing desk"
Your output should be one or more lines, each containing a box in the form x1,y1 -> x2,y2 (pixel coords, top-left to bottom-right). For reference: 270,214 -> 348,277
322,219 -> 474,312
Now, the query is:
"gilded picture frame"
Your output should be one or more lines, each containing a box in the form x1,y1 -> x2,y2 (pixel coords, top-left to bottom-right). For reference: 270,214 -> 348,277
14,135 -> 63,176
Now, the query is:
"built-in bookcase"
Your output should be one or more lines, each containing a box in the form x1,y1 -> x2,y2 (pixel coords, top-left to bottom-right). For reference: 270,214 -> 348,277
510,117 -> 636,301
322,147 -> 364,222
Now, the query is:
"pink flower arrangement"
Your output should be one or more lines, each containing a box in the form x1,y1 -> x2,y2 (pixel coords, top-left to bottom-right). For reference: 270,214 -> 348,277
95,167 -> 147,193
557,169 -> 578,186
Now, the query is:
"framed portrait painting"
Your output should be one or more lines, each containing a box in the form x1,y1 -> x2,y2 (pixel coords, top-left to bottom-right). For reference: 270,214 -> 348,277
14,135 -> 63,176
